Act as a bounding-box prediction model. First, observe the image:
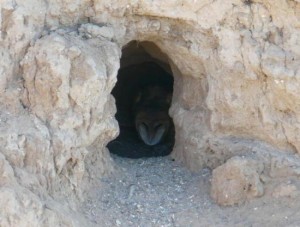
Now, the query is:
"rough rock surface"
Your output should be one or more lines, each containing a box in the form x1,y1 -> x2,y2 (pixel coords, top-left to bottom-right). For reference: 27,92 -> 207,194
211,156 -> 264,206
0,0 -> 300,225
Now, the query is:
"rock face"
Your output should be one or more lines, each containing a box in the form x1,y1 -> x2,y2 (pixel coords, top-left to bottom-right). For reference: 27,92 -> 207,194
0,0 -> 300,224
211,156 -> 264,206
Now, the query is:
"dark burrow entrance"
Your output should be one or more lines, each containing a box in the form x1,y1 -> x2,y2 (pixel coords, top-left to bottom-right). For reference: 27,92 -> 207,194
107,41 -> 175,158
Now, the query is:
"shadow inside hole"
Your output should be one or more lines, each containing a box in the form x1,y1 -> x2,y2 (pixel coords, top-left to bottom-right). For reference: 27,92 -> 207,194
107,61 -> 175,158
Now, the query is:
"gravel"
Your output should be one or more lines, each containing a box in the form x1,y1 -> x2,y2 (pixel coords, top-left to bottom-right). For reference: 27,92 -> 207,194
81,155 -> 300,227
81,155 -> 212,226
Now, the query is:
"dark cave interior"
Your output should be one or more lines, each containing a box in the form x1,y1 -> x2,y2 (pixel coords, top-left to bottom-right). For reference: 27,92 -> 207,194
107,41 -> 175,158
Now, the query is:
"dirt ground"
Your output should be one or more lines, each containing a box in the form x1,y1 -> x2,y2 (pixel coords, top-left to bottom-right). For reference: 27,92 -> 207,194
81,155 -> 300,227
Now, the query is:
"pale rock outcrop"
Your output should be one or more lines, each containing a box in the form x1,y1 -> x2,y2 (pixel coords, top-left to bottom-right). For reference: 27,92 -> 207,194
0,0 -> 299,224
211,156 -> 264,206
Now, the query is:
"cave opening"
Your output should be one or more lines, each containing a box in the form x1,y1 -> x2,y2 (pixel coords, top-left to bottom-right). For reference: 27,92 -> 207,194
107,41 -> 175,158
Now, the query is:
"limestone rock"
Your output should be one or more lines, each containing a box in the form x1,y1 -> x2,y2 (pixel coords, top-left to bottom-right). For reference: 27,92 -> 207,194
211,156 -> 264,206
0,0 -> 299,225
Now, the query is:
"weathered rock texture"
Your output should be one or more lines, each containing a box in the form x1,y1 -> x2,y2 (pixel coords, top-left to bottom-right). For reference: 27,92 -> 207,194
0,0 -> 300,224
211,156 -> 264,206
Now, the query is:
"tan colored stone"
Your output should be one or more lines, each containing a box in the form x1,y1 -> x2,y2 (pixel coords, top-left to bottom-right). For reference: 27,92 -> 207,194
211,156 -> 264,206
0,0 -> 299,225
272,182 -> 299,198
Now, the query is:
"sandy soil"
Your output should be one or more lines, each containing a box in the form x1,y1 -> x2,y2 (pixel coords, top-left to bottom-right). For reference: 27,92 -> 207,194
81,155 -> 300,227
